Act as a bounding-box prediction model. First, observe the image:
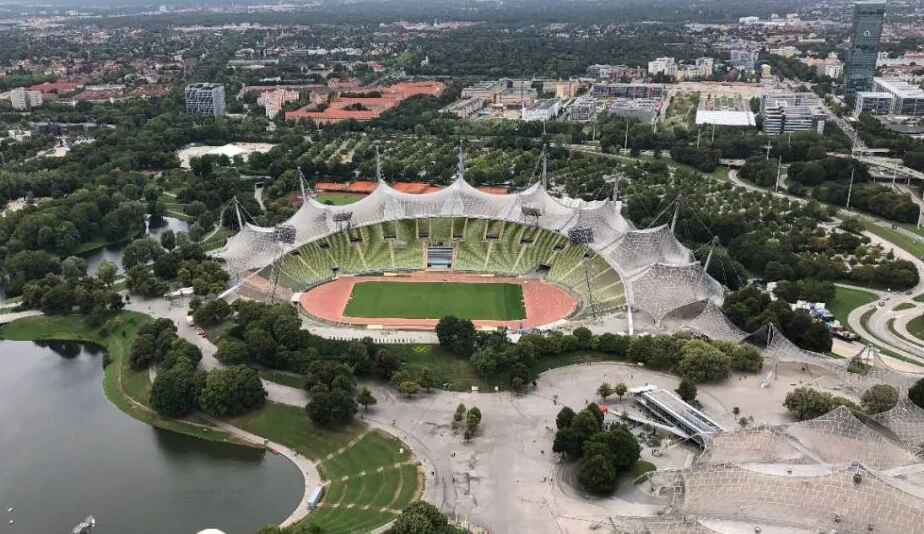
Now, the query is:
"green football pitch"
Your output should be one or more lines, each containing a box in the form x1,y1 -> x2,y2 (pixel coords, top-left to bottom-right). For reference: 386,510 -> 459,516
343,281 -> 526,320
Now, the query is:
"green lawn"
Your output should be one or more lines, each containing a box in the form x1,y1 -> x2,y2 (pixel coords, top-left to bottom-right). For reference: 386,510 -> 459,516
895,302 -> 917,312
829,286 -> 878,324
227,402 -> 364,461
909,315 -> 924,341
399,344 -> 486,391
317,193 -> 365,205
344,281 -> 526,320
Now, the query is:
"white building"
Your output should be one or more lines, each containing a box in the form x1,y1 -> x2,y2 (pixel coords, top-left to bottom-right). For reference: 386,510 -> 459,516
648,57 -> 677,78
185,83 -> 226,117
522,99 -> 561,122
872,77 -> 924,117
10,87 -> 42,111
257,88 -> 299,119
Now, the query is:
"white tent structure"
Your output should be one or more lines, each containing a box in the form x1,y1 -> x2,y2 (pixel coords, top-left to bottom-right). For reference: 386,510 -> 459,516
216,174 -> 724,332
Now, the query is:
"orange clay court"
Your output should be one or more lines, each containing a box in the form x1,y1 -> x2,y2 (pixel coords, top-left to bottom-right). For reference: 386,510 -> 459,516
299,271 -> 577,330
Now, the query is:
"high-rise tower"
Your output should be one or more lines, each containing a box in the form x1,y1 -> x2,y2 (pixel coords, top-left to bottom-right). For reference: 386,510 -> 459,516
845,1 -> 886,97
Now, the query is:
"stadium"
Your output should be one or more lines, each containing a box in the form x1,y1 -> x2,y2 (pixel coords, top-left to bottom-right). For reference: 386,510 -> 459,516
217,164 -> 722,332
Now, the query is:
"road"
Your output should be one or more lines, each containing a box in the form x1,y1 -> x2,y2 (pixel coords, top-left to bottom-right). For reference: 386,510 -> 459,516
728,169 -> 924,364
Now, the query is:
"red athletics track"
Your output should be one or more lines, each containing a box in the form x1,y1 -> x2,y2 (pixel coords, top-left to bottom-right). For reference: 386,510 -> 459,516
299,271 -> 577,330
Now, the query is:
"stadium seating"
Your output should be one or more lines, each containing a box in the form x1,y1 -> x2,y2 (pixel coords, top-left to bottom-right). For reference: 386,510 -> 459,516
391,239 -> 424,270
359,224 -> 392,272
272,218 -> 626,312
428,218 -> 453,243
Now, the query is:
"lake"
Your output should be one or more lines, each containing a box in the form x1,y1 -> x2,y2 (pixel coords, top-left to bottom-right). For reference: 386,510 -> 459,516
84,216 -> 190,275
0,340 -> 301,534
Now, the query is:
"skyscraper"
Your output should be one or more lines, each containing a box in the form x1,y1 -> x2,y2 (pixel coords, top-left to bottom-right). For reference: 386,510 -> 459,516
844,1 -> 886,97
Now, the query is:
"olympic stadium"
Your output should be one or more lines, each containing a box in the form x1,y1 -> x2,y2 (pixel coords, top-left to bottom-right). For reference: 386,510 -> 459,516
217,170 -> 721,332
215,161 -> 924,534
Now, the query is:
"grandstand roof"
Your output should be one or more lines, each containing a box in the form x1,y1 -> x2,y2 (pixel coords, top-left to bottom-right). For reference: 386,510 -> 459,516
314,181 -> 509,195
217,176 -> 724,325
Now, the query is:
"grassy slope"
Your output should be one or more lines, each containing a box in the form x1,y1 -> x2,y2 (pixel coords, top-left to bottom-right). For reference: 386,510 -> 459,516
0,313 -> 234,443
829,286 -> 878,324
344,281 -> 525,320
862,221 -> 924,258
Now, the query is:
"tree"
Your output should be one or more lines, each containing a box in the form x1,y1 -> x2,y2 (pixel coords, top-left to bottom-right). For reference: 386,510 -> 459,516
676,378 -> 697,402
199,367 -> 267,417
96,260 -> 117,287
613,383 -> 628,401
578,454 -> 618,494
357,387 -> 377,412
193,298 -> 232,326
160,229 -> 176,251
435,316 -> 477,357
910,378 -> 924,410
784,387 -> 857,421
419,368 -> 434,392
862,384 -> 898,414
597,382 -> 613,401
150,360 -> 204,418
306,389 -> 357,426
573,326 -> 593,349
555,407 -> 576,430
466,406 -> 482,435
215,338 -> 249,365
677,340 -> 731,383
61,256 -> 87,282
390,502 -> 454,534
121,238 -> 165,270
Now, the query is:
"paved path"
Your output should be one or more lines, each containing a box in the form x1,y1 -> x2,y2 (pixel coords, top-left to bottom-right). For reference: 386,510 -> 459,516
728,169 -> 924,364
0,310 -> 42,323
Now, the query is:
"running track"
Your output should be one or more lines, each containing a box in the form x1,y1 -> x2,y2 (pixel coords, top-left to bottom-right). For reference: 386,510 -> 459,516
299,271 -> 577,330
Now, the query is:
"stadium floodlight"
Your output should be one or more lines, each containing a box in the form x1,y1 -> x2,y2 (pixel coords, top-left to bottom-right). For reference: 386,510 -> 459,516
273,224 -> 297,244
332,212 -> 353,223
568,227 -> 594,245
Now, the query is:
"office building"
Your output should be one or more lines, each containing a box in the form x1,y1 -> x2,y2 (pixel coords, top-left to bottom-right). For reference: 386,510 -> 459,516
522,99 -> 561,122
185,83 -> 226,117
9,87 -> 42,111
608,99 -> 660,123
844,1 -> 886,96
872,77 -> 924,116
854,92 -> 894,115
761,92 -> 827,135
569,96 -> 597,121
591,83 -> 666,99
440,97 -> 486,120
730,49 -> 759,72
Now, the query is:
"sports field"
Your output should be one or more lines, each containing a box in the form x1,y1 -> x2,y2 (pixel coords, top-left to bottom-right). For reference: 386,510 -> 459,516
343,281 -> 526,320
